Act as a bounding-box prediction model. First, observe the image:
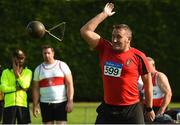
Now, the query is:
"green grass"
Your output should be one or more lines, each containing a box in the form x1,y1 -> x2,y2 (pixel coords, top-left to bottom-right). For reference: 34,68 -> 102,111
67,102 -> 100,124
30,102 -> 180,124
168,102 -> 180,109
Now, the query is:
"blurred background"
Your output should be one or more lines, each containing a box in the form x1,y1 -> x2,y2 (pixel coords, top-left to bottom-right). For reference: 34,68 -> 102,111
0,0 -> 179,103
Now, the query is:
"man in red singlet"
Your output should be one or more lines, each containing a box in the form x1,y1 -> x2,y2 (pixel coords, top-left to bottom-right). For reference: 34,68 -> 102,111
80,2 -> 155,124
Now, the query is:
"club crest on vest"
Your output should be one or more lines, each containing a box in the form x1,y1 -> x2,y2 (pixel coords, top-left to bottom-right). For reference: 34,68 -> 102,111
125,59 -> 132,67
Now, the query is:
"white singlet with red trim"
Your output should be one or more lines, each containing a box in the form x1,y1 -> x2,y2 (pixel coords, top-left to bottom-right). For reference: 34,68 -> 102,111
33,60 -> 71,103
138,73 -> 164,107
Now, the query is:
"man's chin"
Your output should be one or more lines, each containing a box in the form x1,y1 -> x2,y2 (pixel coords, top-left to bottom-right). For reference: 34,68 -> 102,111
112,47 -> 122,52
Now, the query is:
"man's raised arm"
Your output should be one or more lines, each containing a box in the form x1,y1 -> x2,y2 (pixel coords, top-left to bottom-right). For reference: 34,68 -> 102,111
80,3 -> 115,49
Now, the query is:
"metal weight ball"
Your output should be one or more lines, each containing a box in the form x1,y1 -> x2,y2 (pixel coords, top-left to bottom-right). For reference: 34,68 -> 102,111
26,21 -> 46,38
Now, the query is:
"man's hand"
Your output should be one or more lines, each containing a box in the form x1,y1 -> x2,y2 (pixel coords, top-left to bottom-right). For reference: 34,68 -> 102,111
156,107 -> 165,116
66,100 -> 73,113
13,58 -> 20,78
33,104 -> 40,118
103,3 -> 115,16
145,110 -> 155,122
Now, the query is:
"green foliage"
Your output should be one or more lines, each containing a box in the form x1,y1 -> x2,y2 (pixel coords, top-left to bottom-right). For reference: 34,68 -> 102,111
0,0 -> 179,101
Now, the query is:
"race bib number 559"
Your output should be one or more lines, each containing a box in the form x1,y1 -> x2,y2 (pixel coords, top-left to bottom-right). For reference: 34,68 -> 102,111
104,61 -> 123,77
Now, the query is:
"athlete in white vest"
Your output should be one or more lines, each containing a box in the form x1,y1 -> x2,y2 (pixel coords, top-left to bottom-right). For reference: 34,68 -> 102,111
139,57 -> 172,115
34,60 -> 70,103
32,45 -> 74,124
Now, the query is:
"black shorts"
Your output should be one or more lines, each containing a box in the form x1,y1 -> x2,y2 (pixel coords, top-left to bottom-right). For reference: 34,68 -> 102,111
95,102 -> 144,124
3,106 -> 31,124
40,101 -> 67,122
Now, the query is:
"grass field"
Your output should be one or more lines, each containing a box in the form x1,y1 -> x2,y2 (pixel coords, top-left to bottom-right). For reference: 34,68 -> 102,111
30,102 -> 180,124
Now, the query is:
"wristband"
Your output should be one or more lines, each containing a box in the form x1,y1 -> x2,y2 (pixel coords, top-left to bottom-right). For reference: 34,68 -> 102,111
146,107 -> 153,112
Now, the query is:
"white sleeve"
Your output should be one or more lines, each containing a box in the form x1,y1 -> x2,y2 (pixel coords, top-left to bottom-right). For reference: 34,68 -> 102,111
60,61 -> 71,75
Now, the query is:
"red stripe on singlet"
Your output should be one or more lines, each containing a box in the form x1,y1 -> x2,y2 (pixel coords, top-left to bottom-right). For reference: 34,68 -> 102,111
39,77 -> 64,87
153,98 -> 164,107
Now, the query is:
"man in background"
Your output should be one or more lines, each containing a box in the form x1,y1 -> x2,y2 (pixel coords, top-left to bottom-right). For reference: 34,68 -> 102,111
0,49 -> 32,124
139,57 -> 172,115
32,44 -> 74,124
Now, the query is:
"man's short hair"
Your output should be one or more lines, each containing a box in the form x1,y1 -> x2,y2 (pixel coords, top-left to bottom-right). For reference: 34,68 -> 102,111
41,44 -> 54,52
113,24 -> 132,41
12,49 -> 25,59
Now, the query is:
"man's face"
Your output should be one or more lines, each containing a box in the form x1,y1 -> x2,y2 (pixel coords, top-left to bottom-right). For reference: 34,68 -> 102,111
112,29 -> 130,52
42,48 -> 54,63
14,57 -> 25,67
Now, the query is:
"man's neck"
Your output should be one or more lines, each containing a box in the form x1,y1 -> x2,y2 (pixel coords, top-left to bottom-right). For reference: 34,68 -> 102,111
45,59 -> 55,64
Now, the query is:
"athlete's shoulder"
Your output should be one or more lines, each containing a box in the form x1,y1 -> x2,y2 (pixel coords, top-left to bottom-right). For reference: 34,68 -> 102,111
97,38 -> 112,48
34,63 -> 43,72
131,48 -> 145,55
130,48 -> 148,60
24,67 -> 32,73
1,68 -> 11,74
57,60 -> 71,74
57,60 -> 66,65
157,71 -> 168,80
57,60 -> 70,68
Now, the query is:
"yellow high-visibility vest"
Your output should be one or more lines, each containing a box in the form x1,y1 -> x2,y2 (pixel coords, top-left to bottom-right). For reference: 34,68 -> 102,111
0,67 -> 32,108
